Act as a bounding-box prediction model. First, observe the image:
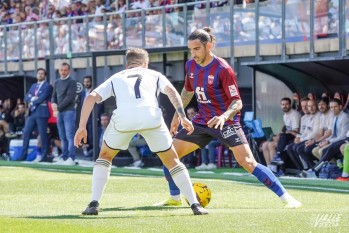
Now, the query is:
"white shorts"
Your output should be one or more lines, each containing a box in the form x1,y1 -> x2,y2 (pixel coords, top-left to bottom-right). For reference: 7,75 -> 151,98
103,120 -> 172,153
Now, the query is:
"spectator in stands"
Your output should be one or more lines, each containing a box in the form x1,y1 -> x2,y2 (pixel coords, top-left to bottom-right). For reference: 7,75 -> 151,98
286,99 -> 321,176
113,0 -> 127,13
299,97 -> 333,169
19,68 -> 53,162
52,62 -> 77,165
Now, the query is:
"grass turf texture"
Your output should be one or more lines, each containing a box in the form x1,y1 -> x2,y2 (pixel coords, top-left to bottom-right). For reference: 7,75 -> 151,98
0,162 -> 348,233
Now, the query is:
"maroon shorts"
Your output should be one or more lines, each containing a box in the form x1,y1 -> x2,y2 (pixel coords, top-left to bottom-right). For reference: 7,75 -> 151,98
175,123 -> 248,148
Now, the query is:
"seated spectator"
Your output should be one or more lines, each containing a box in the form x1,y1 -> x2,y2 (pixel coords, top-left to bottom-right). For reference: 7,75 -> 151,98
261,133 -> 279,166
299,97 -> 333,170
127,134 -> 146,167
272,97 -> 301,172
309,99 -> 349,176
7,102 -> 26,138
286,99 -> 320,176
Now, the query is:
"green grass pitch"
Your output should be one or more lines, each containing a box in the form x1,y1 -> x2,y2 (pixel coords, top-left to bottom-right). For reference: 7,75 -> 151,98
0,162 -> 348,233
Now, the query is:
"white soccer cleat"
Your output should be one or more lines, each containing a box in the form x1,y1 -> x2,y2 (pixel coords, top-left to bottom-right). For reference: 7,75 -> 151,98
283,197 -> 302,209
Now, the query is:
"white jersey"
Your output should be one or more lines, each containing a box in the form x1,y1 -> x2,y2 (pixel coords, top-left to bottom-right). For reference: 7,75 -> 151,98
319,110 -> 334,133
94,67 -> 172,131
283,109 -> 301,132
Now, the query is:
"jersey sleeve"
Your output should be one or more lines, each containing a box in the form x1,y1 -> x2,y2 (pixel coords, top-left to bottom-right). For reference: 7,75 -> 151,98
158,74 -> 173,93
184,62 -> 194,92
93,79 -> 114,103
221,67 -> 241,102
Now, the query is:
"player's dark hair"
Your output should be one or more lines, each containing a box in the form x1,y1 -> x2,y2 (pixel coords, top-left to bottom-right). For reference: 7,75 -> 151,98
188,27 -> 216,47
281,97 -> 291,104
37,68 -> 46,75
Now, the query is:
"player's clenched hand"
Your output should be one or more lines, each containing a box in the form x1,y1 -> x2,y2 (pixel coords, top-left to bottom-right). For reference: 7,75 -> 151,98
170,115 -> 180,136
207,115 -> 226,130
180,117 -> 194,135
74,127 -> 87,147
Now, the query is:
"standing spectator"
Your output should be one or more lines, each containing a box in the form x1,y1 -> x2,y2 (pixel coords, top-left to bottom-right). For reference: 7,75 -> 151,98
77,75 -> 103,155
51,62 -> 77,165
19,68 -> 53,162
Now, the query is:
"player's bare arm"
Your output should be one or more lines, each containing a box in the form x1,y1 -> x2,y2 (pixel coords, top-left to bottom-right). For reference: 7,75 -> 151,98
207,99 -> 242,130
74,92 -> 102,147
164,86 -> 194,135
169,88 -> 194,135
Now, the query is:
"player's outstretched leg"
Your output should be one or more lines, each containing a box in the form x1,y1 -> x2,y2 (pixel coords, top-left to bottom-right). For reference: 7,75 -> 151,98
233,144 -> 301,209
82,158 -> 112,215
153,166 -> 182,206
157,147 -> 208,215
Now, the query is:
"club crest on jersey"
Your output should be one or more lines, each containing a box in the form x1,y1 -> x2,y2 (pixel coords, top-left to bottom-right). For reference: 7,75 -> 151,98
228,85 -> 238,97
208,75 -> 214,85
189,73 -> 194,79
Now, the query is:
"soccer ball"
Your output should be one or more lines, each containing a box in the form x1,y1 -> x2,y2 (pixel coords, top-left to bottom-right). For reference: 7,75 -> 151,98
186,182 -> 212,207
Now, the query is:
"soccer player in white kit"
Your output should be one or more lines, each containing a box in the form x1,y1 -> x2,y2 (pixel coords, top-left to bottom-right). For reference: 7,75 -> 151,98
74,48 -> 208,215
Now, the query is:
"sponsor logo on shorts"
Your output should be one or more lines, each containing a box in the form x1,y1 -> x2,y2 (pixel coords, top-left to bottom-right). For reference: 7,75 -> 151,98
189,73 -> 194,79
222,126 -> 236,139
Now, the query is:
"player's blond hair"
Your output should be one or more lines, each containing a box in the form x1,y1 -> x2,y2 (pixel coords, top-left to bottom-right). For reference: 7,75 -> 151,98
126,48 -> 149,67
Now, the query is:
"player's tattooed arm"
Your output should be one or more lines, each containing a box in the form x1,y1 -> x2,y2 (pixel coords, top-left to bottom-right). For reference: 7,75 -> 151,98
207,99 -> 242,130
164,85 -> 186,118
221,99 -> 243,121
180,88 -> 195,109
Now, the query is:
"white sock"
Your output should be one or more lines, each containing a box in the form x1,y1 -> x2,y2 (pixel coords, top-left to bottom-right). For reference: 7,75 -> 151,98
280,192 -> 292,202
91,159 -> 111,202
342,172 -> 349,177
170,195 -> 181,201
169,163 -> 198,205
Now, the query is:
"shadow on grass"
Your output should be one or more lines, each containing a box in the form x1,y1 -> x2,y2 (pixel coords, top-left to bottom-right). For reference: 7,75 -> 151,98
102,205 -> 188,212
22,206 -> 190,220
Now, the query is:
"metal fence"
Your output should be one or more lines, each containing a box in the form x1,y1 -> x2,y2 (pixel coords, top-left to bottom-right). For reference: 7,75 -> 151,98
0,0 -> 347,73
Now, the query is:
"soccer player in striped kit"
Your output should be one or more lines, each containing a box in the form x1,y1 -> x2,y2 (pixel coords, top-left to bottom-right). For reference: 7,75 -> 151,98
156,27 -> 302,209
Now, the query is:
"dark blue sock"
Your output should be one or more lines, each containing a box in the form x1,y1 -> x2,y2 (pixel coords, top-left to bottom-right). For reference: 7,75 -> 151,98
37,147 -> 42,155
252,163 -> 286,197
163,165 -> 180,196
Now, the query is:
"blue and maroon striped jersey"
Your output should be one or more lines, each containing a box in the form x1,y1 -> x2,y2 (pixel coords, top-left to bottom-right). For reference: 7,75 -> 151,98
184,56 -> 241,126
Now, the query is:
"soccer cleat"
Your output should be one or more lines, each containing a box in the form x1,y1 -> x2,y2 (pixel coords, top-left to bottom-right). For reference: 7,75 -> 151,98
82,200 -> 99,215
153,197 -> 182,207
336,176 -> 349,181
283,198 -> 302,209
190,203 -> 209,215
